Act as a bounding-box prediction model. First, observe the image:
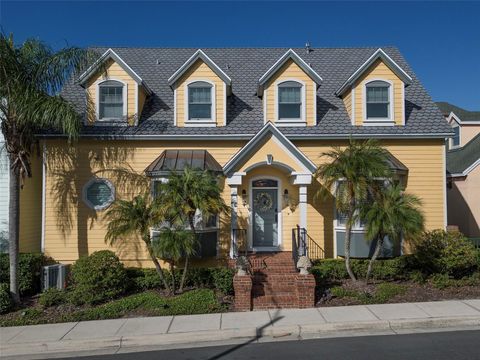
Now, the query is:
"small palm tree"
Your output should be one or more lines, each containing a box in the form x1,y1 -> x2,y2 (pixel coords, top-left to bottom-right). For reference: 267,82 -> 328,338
105,194 -> 171,292
153,226 -> 197,294
315,139 -> 390,282
158,167 -> 229,292
0,34 -> 97,302
361,183 -> 424,283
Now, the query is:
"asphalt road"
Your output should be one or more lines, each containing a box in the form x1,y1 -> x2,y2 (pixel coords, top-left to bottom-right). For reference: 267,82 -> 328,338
63,330 -> 480,360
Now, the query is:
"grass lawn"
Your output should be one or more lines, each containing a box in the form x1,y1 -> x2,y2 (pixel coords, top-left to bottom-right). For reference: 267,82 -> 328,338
0,289 -> 227,327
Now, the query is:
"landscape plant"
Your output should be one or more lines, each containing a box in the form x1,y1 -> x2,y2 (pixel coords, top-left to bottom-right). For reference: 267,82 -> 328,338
315,139 -> 390,281
0,34 -> 97,302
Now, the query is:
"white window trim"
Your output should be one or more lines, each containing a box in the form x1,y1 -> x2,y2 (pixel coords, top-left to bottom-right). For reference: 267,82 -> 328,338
450,121 -> 461,149
363,79 -> 394,126
274,79 -> 306,127
96,79 -> 128,122
248,176 -> 283,252
82,178 -> 115,211
184,79 -> 216,127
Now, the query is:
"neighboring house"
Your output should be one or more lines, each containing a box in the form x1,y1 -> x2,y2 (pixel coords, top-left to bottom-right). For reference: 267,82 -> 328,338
438,102 -> 480,238
32,46 -> 452,268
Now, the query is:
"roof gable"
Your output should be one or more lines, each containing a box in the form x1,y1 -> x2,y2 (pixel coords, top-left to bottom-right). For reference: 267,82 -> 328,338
257,49 -> 323,96
223,122 -> 317,174
336,48 -> 412,96
78,48 -> 151,94
167,49 -> 232,87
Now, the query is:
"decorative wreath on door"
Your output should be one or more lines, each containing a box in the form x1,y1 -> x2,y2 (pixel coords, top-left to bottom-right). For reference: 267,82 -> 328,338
254,192 -> 273,212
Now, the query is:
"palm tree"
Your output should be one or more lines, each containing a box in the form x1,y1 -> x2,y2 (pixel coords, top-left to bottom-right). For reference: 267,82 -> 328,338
153,226 -> 197,294
361,183 -> 424,283
105,194 -> 171,293
0,34 -> 97,302
158,167 -> 228,292
315,139 -> 390,282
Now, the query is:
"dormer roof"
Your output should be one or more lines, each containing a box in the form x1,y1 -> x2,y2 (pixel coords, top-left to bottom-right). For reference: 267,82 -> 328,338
78,48 -> 151,94
335,48 -> 412,96
257,49 -> 323,96
167,49 -> 232,87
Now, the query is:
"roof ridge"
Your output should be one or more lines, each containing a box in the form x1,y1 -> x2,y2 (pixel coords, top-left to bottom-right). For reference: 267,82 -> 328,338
89,45 -> 395,50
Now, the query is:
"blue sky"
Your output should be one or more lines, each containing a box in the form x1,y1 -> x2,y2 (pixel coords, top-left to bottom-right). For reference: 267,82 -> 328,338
1,1 -> 479,109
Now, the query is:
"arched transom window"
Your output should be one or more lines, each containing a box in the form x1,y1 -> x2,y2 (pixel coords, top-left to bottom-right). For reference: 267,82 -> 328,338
278,81 -> 303,120
98,80 -> 125,120
366,80 -> 391,120
188,81 -> 213,120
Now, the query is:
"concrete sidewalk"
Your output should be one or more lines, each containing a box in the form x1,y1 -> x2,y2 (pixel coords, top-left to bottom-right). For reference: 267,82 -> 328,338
1,299 -> 480,359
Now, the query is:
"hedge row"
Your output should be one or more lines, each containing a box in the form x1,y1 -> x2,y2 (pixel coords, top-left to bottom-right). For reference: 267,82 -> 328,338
0,253 -> 48,295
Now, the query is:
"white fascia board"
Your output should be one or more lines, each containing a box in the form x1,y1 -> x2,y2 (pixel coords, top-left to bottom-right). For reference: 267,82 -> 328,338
448,159 -> 480,178
336,48 -> 413,96
257,49 -> 323,96
222,122 -> 317,174
78,49 -> 151,94
448,112 -> 480,125
167,49 -> 232,87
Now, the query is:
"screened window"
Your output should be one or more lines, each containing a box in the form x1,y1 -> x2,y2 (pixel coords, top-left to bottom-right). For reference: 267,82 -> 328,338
83,178 -> 115,210
188,82 -> 212,120
99,80 -> 124,120
278,81 -> 302,119
366,81 -> 390,119
452,126 -> 460,147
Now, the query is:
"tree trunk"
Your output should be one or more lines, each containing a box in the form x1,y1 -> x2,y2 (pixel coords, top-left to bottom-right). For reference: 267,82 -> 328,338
145,241 -> 171,294
344,204 -> 357,282
8,159 -> 20,304
366,235 -> 384,284
170,261 -> 176,295
179,215 -> 196,293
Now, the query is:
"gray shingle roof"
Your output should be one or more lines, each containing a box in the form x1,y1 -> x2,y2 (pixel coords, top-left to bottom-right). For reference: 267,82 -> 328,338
446,133 -> 480,174
59,47 -> 453,139
436,102 -> 480,122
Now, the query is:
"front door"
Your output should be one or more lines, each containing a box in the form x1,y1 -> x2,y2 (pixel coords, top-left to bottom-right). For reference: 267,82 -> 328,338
252,179 -> 279,249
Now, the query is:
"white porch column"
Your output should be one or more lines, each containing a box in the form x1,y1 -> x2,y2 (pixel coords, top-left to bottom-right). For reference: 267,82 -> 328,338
227,172 -> 245,259
291,172 -> 312,231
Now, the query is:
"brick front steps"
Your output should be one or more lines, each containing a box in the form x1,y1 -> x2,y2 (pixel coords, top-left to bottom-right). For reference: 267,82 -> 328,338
232,252 -> 316,311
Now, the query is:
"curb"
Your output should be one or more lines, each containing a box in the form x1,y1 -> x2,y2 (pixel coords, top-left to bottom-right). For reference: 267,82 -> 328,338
2,316 -> 480,358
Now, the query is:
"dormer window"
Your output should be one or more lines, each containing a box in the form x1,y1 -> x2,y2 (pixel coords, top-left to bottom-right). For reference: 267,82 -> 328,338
366,80 -> 391,120
451,125 -> 460,147
278,81 -> 303,120
98,80 -> 126,121
188,81 -> 213,120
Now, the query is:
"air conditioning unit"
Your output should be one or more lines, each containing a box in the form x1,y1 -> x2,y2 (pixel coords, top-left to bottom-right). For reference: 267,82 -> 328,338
42,264 -> 67,291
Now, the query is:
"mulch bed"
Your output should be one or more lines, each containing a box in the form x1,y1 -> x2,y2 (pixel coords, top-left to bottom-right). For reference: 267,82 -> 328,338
316,279 -> 480,307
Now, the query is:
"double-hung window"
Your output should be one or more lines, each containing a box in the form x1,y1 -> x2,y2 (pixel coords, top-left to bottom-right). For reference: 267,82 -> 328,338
188,81 -> 213,120
366,80 -> 390,120
98,80 -> 124,120
451,126 -> 460,147
278,81 -> 302,120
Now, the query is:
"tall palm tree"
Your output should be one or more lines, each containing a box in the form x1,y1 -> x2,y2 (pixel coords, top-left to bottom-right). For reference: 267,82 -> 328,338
315,139 -> 390,282
158,167 -> 229,292
361,183 -> 424,283
0,34 -> 97,302
153,226 -> 197,294
105,194 -> 171,293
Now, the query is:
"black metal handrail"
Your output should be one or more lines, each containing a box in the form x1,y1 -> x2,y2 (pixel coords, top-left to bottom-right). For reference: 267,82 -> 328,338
292,225 -> 325,263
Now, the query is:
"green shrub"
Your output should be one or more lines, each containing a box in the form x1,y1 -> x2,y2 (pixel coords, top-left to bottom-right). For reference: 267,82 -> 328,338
373,283 -> 406,303
70,251 -> 128,305
0,253 -> 47,295
126,268 -> 164,291
311,259 -> 348,282
413,230 -> 478,278
0,283 -> 13,314
409,270 -> 427,284
330,286 -> 357,298
211,268 -> 234,295
39,288 -> 68,307
431,273 -> 452,289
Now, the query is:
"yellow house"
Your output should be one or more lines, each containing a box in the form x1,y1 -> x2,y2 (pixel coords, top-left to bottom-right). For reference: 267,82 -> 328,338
32,46 -> 453,270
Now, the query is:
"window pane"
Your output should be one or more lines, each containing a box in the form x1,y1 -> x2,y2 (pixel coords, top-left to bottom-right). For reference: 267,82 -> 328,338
367,86 -> 388,103
279,87 -> 301,103
189,104 -> 211,119
453,127 -> 460,146
100,103 -> 123,119
252,179 -> 278,187
99,85 -> 123,119
189,87 -> 211,104
279,104 -> 301,119
87,181 -> 112,207
367,103 -> 389,118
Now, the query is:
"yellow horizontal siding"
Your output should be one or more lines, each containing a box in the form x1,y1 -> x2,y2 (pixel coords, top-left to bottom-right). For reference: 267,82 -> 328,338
175,59 -> 225,127
264,59 -> 316,126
